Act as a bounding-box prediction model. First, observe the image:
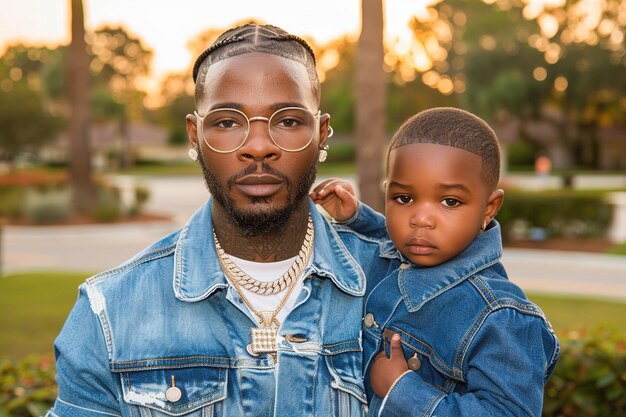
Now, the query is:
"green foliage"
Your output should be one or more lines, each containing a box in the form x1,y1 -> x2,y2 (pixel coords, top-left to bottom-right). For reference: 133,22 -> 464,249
23,187 -> 71,225
608,242 -> 626,256
498,190 -> 613,240
0,83 -> 62,165
90,186 -> 121,222
167,124 -> 188,145
543,327 -> 626,417
0,188 -> 24,219
0,356 -> 57,417
507,140 -> 538,169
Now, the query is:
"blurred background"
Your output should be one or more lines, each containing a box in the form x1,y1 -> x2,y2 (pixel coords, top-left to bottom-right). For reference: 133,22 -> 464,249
0,0 -> 625,416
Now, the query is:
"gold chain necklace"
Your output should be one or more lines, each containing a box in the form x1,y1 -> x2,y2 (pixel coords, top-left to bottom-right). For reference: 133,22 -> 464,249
214,216 -> 314,358
213,217 -> 314,295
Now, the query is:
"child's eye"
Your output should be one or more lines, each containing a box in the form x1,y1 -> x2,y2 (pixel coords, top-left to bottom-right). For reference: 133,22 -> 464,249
393,195 -> 413,204
442,198 -> 461,208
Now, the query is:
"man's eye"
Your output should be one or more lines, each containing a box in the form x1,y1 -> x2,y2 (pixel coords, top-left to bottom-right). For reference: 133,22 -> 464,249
275,118 -> 301,128
442,198 -> 461,207
216,120 -> 239,129
394,195 -> 413,204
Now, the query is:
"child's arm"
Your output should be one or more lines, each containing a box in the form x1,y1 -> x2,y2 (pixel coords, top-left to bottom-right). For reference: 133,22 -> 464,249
311,178 -> 388,239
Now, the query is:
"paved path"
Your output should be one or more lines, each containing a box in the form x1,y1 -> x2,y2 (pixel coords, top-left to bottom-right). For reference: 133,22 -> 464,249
2,176 -> 626,302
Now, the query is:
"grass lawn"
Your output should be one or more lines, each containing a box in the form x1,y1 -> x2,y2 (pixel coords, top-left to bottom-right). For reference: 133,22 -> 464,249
0,272 -> 91,359
1,272 -> 625,359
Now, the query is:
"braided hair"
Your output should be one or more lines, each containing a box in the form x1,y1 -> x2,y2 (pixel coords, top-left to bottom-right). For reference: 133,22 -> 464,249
193,24 -> 320,103
389,107 -> 502,190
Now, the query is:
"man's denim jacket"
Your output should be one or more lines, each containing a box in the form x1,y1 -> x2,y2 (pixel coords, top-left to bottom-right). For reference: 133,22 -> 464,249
334,204 -> 560,417
46,199 -> 387,417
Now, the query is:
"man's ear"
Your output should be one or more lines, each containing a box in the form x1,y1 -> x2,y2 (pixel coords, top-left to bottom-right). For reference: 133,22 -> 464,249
484,188 -> 504,226
319,113 -> 331,148
186,114 -> 198,149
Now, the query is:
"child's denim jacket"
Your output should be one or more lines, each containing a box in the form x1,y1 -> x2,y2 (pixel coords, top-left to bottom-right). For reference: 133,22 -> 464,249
335,204 -> 560,417
46,199 -> 382,417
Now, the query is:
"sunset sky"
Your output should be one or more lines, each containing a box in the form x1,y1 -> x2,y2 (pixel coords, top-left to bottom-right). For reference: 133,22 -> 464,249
0,0 -> 434,86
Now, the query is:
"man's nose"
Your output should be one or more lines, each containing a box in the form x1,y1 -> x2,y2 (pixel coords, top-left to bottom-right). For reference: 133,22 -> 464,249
237,119 -> 280,161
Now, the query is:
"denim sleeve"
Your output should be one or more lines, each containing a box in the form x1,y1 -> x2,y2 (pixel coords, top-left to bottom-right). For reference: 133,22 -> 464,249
338,202 -> 388,239
380,308 -> 558,417
45,283 -> 122,417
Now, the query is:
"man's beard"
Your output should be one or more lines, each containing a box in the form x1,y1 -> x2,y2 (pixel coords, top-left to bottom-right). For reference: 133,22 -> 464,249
198,152 -> 317,236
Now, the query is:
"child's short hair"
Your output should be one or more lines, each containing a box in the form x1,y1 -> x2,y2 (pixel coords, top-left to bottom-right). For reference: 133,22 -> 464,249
389,107 -> 501,190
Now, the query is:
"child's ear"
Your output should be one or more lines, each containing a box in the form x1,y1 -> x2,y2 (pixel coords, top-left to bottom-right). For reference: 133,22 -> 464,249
483,189 -> 504,227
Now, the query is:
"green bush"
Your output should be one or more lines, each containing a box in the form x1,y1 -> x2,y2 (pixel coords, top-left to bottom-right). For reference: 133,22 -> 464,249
0,355 -> 57,417
23,188 -> 71,225
498,190 -> 613,240
543,327 -> 626,417
0,188 -> 24,219
90,187 -> 121,222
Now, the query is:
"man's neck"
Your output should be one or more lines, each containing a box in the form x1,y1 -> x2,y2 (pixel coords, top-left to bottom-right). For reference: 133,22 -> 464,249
212,203 -> 310,262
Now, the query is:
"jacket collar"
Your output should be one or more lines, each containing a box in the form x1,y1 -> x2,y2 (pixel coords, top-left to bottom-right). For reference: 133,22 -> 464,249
387,221 -> 503,312
173,198 -> 365,302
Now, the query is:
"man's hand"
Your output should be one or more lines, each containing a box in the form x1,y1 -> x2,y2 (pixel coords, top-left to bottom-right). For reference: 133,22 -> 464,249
370,333 -> 409,398
310,179 -> 359,222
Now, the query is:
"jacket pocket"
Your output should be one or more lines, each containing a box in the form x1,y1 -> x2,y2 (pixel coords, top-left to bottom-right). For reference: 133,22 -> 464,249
120,366 -> 227,416
324,345 -> 368,417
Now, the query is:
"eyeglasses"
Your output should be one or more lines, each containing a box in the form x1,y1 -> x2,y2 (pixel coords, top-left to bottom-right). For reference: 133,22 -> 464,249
194,107 -> 321,153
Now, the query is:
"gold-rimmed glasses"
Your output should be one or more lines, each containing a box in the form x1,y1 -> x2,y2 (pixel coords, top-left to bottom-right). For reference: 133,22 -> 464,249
194,107 -> 321,153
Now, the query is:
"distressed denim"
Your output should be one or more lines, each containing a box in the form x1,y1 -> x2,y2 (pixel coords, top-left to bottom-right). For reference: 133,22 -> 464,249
46,199 -> 390,417
333,204 -> 560,417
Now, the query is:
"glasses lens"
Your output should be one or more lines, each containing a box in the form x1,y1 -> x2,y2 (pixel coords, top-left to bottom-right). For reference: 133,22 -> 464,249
202,109 -> 248,152
269,108 -> 316,151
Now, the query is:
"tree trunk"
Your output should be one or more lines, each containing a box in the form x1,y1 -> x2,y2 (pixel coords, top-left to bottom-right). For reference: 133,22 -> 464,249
68,0 -> 96,213
356,0 -> 386,212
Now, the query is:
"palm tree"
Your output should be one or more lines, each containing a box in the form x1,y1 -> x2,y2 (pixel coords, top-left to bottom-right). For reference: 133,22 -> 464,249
68,0 -> 96,213
356,0 -> 386,212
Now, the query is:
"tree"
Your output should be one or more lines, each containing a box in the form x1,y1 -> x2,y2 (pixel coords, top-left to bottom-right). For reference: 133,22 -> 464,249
398,0 -> 626,169
356,0 -> 386,212
0,84 -> 61,168
0,46 -> 62,167
68,0 -> 95,213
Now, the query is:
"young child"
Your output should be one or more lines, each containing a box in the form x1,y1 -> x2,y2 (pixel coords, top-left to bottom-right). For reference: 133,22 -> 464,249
311,107 -> 559,417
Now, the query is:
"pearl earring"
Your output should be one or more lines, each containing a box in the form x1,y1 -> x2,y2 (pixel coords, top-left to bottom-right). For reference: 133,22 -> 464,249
188,148 -> 198,161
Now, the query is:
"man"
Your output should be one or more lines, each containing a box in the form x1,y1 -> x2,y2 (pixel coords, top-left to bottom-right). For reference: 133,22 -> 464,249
46,24 -> 386,417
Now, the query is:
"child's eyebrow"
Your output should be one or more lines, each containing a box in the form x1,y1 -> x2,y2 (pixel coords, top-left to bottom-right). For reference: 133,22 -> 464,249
436,183 -> 471,193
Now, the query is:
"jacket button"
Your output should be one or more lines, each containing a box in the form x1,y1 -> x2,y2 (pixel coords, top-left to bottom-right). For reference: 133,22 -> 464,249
166,376 -> 182,402
364,313 -> 378,328
407,353 -> 422,371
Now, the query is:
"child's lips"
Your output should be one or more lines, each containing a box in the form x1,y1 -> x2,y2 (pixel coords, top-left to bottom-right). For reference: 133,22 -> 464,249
406,238 -> 436,255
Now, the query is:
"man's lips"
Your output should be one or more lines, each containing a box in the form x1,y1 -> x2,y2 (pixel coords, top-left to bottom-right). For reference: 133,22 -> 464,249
234,174 -> 284,197
406,238 -> 436,255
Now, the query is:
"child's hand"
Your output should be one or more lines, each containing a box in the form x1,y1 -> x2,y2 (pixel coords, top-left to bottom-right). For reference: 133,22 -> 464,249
370,333 -> 409,398
310,179 -> 358,222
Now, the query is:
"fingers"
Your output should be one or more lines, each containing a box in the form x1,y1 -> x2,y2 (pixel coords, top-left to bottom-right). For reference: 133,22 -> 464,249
389,333 -> 403,359
311,179 -> 354,199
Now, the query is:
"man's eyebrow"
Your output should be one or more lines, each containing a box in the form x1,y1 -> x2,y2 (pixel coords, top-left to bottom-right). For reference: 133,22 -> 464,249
209,102 -> 244,111
208,102 -> 309,113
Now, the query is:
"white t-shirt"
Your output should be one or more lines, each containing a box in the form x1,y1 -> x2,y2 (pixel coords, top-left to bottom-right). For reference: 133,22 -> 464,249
226,254 -> 306,325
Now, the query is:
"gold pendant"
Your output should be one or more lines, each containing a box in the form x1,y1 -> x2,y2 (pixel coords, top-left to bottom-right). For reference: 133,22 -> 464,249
247,311 -> 278,356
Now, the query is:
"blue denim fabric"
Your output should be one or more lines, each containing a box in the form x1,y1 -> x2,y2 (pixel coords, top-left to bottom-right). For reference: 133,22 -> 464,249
46,199 -> 383,417
333,204 -> 560,417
